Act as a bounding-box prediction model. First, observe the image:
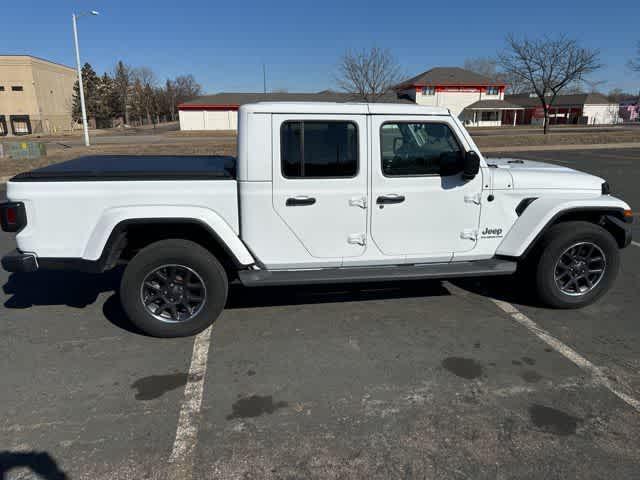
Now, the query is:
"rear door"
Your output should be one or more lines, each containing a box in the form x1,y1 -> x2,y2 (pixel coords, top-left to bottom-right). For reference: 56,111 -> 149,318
370,116 -> 483,260
272,114 -> 368,259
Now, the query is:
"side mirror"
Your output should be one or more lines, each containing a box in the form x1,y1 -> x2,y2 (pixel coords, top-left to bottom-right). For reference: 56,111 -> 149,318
462,151 -> 480,180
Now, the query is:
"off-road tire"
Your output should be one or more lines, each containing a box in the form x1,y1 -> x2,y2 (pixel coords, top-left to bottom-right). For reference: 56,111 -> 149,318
120,239 -> 228,337
534,221 -> 619,309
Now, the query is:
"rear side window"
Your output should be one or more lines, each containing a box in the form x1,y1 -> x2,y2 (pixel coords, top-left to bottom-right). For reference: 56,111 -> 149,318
281,121 -> 358,178
380,122 -> 463,176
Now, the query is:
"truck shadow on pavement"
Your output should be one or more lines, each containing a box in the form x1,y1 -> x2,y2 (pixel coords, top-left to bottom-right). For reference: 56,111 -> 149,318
451,276 -> 545,308
2,269 -> 123,309
4,269 -> 543,334
0,451 -> 68,480
3,270 -> 452,335
225,280 -> 451,308
102,279 -> 453,334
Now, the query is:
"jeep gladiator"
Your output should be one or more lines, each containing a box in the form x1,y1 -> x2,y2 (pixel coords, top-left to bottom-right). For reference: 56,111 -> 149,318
1,102 -> 633,337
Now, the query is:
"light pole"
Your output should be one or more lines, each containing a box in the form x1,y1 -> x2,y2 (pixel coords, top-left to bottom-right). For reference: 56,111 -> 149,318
72,10 -> 99,147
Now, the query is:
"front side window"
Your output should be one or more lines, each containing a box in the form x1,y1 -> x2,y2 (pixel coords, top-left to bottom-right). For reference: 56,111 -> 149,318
380,122 -> 463,176
281,121 -> 358,178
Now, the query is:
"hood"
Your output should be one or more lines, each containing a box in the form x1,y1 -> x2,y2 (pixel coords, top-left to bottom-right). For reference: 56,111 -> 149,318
486,157 -> 604,191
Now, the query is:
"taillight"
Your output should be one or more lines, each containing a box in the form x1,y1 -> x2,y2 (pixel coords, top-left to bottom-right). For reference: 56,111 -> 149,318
1,202 -> 26,232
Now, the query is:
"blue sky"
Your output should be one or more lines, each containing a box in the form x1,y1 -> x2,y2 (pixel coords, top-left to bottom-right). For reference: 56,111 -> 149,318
4,0 -> 640,94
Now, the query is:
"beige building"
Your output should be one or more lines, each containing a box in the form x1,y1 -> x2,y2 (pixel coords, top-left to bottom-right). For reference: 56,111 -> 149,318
0,55 -> 76,136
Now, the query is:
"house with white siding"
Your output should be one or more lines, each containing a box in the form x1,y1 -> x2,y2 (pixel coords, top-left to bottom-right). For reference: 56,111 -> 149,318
393,67 -> 523,127
178,67 -> 621,131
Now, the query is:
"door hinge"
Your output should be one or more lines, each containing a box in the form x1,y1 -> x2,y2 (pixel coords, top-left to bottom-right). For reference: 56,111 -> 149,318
460,229 -> 478,241
464,193 -> 482,205
347,233 -> 366,246
349,196 -> 367,209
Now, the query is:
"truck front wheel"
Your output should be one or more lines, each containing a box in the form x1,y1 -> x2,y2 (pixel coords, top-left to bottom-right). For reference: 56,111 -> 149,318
120,239 -> 228,337
534,221 -> 620,309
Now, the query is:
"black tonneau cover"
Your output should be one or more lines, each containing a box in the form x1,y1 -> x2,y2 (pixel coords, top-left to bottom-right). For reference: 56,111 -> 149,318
10,155 -> 236,182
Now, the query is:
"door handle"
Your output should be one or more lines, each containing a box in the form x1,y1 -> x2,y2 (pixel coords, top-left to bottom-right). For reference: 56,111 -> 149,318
376,194 -> 405,205
286,196 -> 316,206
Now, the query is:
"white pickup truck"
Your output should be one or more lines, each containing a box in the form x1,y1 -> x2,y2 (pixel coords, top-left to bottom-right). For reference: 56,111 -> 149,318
1,102 -> 633,337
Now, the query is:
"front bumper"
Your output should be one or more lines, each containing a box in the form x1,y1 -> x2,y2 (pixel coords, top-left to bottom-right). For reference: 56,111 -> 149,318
1,250 -> 38,273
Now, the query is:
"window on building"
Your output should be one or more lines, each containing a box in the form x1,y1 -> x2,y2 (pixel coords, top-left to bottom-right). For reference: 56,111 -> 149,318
422,87 -> 436,96
486,87 -> 499,96
281,121 -> 358,178
11,85 -> 23,92
380,122 -> 463,176
0,116 -> 8,136
0,86 -> 5,92
481,111 -> 499,121
10,115 -> 32,135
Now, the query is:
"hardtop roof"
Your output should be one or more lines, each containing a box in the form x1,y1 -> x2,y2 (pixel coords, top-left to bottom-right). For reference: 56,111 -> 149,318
240,102 -> 451,116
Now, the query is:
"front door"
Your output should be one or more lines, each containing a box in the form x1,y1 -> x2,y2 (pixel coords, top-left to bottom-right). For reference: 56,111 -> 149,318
272,114 -> 368,259
370,116 -> 483,260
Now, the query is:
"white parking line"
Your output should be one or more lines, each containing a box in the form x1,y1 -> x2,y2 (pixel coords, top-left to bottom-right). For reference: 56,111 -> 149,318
490,298 -> 640,412
632,241 -> 640,248
166,325 -> 213,480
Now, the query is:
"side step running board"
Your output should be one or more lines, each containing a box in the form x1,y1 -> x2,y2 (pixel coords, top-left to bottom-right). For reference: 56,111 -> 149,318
239,259 -> 517,287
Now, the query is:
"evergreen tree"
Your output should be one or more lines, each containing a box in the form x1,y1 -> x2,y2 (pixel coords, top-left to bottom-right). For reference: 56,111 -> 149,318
113,61 -> 132,124
96,73 -> 118,128
71,59 -> 201,128
72,63 -> 100,124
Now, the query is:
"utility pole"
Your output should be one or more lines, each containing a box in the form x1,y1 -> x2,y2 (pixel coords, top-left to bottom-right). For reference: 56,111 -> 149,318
263,64 -> 267,94
71,10 -> 99,147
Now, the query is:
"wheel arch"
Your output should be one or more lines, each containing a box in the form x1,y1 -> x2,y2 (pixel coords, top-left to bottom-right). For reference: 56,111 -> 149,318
87,217 -> 256,275
496,196 -> 631,260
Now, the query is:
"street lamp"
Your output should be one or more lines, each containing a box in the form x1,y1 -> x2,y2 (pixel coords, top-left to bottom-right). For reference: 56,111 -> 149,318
72,10 -> 99,147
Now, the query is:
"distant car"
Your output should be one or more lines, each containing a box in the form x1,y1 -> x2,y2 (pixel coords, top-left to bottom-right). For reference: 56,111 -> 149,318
1,102 -> 633,337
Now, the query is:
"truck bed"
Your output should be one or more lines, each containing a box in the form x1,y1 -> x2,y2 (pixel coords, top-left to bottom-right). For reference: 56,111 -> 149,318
10,155 -> 236,182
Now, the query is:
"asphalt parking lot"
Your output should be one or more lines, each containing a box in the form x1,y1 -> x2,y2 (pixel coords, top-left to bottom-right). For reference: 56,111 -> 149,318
1,148 -> 639,479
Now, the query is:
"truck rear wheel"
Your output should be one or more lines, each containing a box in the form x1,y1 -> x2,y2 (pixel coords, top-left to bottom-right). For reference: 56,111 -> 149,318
120,239 -> 228,337
534,221 -> 619,309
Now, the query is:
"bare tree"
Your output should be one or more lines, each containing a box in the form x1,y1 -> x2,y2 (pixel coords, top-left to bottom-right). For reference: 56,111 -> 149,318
608,88 -> 637,103
581,78 -> 606,93
173,75 -> 201,105
336,47 -> 402,102
629,42 -> 640,72
464,57 -> 499,79
464,57 -> 528,94
497,71 -> 529,95
132,67 -> 157,125
498,34 -> 601,133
